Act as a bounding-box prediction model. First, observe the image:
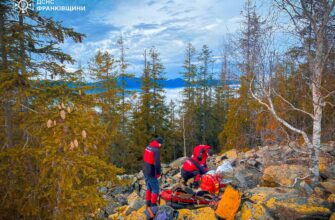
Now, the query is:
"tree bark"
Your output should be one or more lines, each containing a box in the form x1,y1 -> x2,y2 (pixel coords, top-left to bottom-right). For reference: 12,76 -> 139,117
309,29 -> 326,185
183,115 -> 186,157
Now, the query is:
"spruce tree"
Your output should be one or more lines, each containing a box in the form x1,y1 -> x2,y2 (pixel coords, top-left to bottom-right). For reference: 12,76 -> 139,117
196,45 -> 214,145
130,47 -> 170,169
180,43 -> 198,155
219,0 -> 263,150
0,4 -> 123,218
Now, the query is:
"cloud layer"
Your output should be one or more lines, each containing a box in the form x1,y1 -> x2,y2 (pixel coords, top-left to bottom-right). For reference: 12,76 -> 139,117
51,0 -> 245,79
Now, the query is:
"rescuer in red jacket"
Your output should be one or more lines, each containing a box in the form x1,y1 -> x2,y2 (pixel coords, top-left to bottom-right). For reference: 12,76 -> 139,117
193,144 -> 212,171
143,137 -> 163,207
181,145 -> 212,187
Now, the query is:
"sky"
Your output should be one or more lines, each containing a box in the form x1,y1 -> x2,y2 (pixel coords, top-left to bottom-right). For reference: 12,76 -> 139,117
38,0 -> 246,79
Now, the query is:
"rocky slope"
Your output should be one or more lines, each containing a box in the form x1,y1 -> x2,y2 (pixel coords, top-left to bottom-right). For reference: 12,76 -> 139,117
98,141 -> 335,220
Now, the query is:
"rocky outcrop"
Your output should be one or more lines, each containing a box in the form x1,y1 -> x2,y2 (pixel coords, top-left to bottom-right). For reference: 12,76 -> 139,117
178,207 -> 216,220
261,164 -> 309,187
97,141 -> 335,220
240,187 -> 332,219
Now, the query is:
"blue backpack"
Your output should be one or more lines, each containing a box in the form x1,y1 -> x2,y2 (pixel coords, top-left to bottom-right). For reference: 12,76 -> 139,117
145,205 -> 179,220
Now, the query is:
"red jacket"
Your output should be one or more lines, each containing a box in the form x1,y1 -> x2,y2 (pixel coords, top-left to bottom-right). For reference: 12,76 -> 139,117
181,157 -> 206,182
192,145 -> 211,171
143,140 -> 161,177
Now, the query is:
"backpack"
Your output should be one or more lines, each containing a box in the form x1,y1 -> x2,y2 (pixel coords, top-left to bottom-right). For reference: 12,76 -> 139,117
200,174 -> 220,194
215,185 -> 241,220
155,205 -> 179,220
145,205 -> 179,220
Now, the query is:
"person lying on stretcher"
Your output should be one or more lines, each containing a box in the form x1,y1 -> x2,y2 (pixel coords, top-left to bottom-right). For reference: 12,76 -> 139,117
181,145 -> 212,188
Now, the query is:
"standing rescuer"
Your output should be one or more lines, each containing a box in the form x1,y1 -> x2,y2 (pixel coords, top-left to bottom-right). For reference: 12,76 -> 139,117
143,137 -> 163,207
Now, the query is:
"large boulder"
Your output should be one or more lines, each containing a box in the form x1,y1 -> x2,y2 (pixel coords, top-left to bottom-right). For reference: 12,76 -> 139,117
233,164 -> 262,188
321,164 -> 335,179
104,201 -> 122,216
108,205 -> 128,220
265,197 -> 331,219
244,149 -> 256,159
178,207 -> 216,220
111,184 -> 134,195
321,141 -> 335,156
224,149 -> 238,161
125,205 -> 146,220
320,179 -> 335,194
262,164 -> 309,187
239,201 -> 273,220
126,191 -> 145,215
244,187 -> 332,219
115,194 -> 128,206
319,153 -> 335,177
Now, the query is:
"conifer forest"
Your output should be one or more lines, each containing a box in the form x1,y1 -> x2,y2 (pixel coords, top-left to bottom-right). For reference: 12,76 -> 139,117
0,0 -> 334,219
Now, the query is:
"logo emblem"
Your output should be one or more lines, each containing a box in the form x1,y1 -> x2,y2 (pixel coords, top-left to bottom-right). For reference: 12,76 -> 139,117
13,0 -> 34,14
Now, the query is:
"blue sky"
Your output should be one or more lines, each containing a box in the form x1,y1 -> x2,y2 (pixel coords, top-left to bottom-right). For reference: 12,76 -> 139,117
38,0 -> 246,79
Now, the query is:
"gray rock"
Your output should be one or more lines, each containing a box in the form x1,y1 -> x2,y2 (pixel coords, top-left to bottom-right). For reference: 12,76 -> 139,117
102,194 -> 113,200
162,167 -> 172,175
139,189 -> 146,198
234,165 -> 262,188
97,209 -> 108,219
126,199 -> 145,215
105,202 -> 121,215
115,195 -> 128,206
137,171 -> 144,179
112,185 -> 133,195
321,141 -> 335,155
99,186 -> 108,194
234,170 -> 247,188
134,182 -> 140,193
299,181 -> 313,196
245,187 -> 332,219
247,159 -> 257,166
169,157 -> 188,169
322,164 -> 335,179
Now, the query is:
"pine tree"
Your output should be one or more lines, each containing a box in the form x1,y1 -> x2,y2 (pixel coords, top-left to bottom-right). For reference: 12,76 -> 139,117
117,35 -> 134,134
212,53 -> 230,150
88,50 -> 125,166
180,43 -> 198,155
130,47 -> 170,169
219,0 -> 263,150
196,45 -> 214,145
0,4 -> 123,218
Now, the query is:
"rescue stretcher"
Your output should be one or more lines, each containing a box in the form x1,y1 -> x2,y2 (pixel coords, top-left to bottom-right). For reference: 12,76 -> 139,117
160,187 -> 219,209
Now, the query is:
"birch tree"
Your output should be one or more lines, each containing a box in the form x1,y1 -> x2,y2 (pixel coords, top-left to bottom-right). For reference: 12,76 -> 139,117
251,0 -> 335,186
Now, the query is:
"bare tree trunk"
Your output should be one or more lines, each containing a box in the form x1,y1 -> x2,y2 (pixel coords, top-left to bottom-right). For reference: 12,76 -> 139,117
309,30 -> 326,185
183,115 -> 186,157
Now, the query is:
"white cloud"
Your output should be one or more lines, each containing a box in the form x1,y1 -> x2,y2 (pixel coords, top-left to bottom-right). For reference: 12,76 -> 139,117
62,0 -> 245,79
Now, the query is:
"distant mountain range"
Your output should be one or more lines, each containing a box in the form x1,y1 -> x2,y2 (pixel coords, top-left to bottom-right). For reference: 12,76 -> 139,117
61,77 -> 239,94
87,77 -> 238,89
